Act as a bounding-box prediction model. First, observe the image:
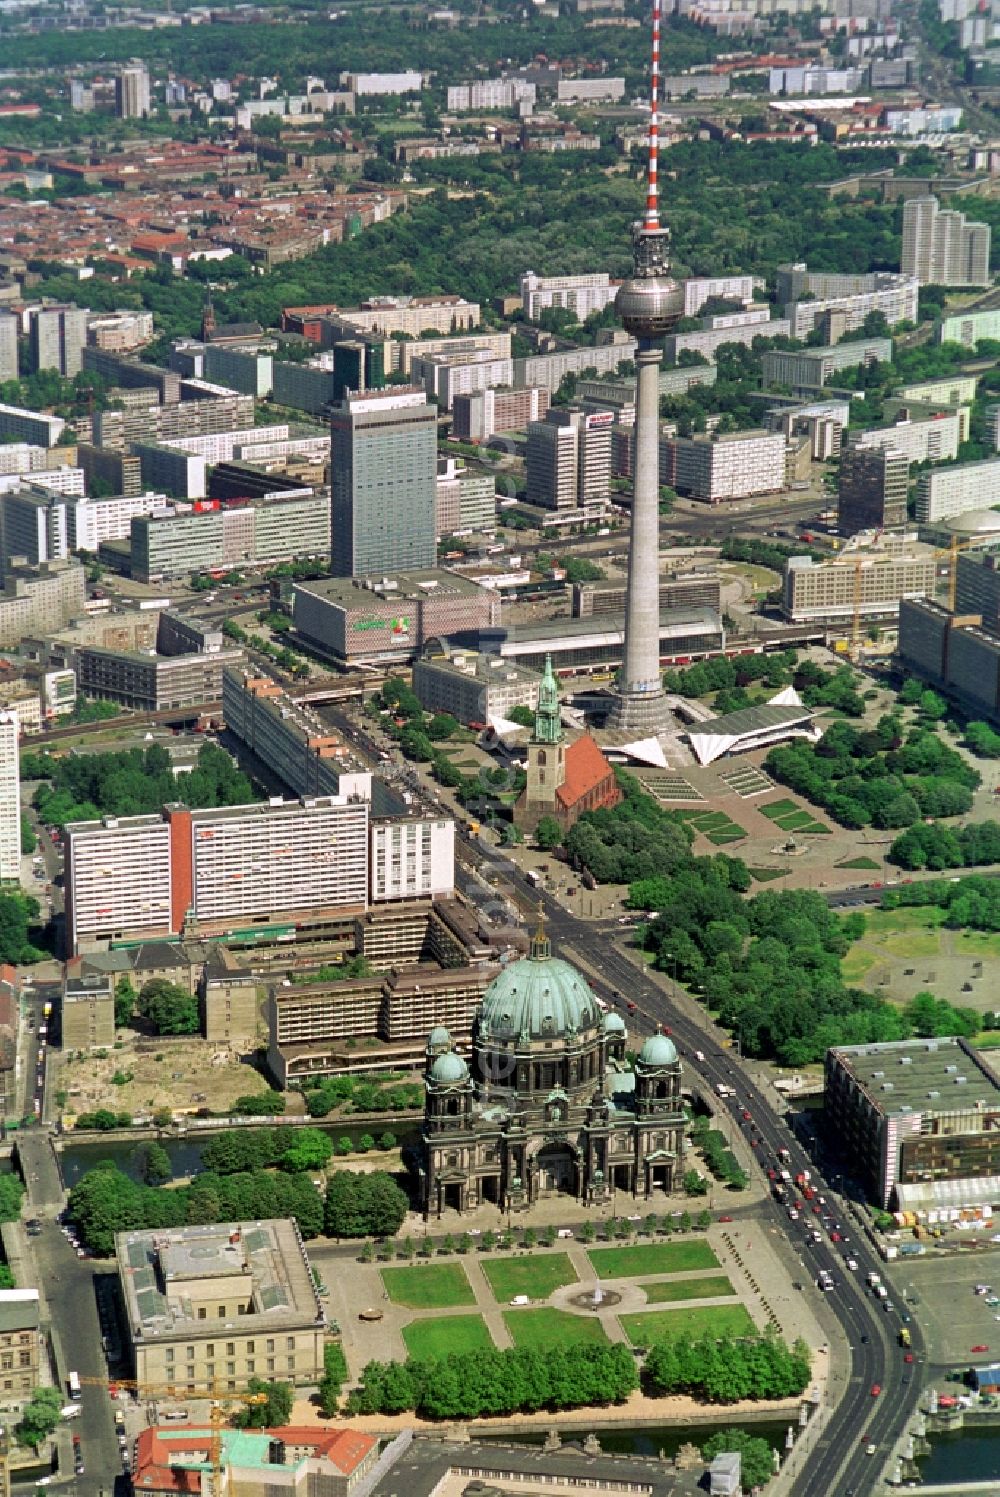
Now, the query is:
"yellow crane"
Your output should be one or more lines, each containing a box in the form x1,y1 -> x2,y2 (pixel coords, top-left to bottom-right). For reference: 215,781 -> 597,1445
832,533 -> 983,661
79,1375 -> 267,1497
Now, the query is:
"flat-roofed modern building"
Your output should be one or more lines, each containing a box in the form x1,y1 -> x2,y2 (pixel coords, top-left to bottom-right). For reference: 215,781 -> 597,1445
117,1220 -> 325,1391
846,410 -> 961,465
0,559 -> 86,649
838,446 -> 909,535
956,546 -> 1000,631
520,270 -> 617,322
62,971 -> 115,1050
916,457 -> 1000,524
330,388 -> 436,578
938,307 -> 1000,347
826,1037 -> 1000,1209
897,597 -> 1000,723
902,195 -> 991,287
74,644 -> 243,711
761,337 -> 892,394
291,570 -> 500,669
64,795 -> 371,955
0,711 -> 18,883
783,551 -> 937,624
413,645 -> 541,725
130,491 -> 330,583
452,386 -> 551,441
777,264 -> 919,339
664,428 -> 785,503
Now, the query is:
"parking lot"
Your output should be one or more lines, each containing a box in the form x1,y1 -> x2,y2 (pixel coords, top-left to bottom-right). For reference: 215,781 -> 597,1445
895,1253 -> 1000,1371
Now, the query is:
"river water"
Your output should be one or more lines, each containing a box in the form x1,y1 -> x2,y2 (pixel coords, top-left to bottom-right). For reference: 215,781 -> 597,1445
58,1122 -> 422,1187
918,1425 -> 1000,1482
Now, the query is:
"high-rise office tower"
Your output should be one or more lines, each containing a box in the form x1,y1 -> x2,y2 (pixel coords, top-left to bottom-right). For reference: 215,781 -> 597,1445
838,445 -> 910,536
0,488 -> 69,576
330,388 -> 437,577
0,712 -> 19,883
607,0 -> 683,736
30,305 -> 88,378
0,310 -> 17,383
115,62 -> 151,119
901,196 -> 991,288
526,407 -> 612,512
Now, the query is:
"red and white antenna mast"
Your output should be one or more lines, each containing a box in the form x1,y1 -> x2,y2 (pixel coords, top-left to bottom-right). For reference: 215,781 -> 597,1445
644,0 -> 661,231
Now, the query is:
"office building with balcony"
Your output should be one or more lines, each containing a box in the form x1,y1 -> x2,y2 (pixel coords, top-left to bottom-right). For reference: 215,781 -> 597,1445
783,551 -> 937,624
117,1220 -> 325,1391
0,560 -> 85,650
663,429 -> 785,504
64,794 -> 371,955
73,644 -> 243,712
845,410 -> 960,466
776,263 -> 919,339
526,407 -> 612,512
435,459 -> 496,537
520,271 -> 618,322
115,61 -> 151,118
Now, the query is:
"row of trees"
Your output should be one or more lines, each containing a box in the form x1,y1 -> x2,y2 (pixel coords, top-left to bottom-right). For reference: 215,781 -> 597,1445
347,1343 -> 638,1418
765,717 -> 979,831
883,874 -> 1000,931
690,1117 -> 748,1190
23,742 -> 256,829
889,819 -> 1000,872
643,1331 -> 811,1404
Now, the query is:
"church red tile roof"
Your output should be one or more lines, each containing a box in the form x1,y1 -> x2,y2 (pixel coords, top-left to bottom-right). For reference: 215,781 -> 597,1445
555,733 -> 615,810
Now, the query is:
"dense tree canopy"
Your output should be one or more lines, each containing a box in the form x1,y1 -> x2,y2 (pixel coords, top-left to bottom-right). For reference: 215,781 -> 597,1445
23,743 -> 256,829
324,1170 -> 409,1239
643,1331 -> 811,1402
766,718 -> 978,831
66,1161 -> 324,1255
137,979 -> 200,1036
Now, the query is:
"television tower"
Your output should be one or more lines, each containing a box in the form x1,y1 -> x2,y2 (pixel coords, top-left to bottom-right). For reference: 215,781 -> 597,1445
607,0 -> 684,736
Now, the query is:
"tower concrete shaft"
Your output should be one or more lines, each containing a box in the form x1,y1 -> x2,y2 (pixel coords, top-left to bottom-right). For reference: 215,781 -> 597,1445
607,342 -> 670,733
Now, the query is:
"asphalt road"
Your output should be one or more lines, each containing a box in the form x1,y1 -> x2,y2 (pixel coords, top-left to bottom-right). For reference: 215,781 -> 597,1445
17,1131 -> 123,1497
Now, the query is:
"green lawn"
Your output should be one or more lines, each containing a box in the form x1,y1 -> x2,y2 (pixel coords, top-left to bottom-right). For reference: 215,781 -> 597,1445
401,1314 -> 494,1359
503,1308 -> 610,1348
641,1274 -> 737,1304
481,1252 -> 578,1303
707,828 -> 747,845
836,856 -> 881,870
381,1263 -> 475,1309
587,1242 -> 719,1279
759,799 -> 798,820
620,1303 -> 757,1347
749,867 -> 785,882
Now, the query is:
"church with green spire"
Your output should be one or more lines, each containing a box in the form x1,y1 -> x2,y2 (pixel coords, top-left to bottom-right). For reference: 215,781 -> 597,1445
514,654 -> 621,836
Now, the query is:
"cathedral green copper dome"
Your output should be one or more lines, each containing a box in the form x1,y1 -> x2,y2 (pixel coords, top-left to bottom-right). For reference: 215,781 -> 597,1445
603,1011 -> 626,1034
638,1032 -> 679,1067
430,1050 -> 469,1084
478,927 -> 600,1042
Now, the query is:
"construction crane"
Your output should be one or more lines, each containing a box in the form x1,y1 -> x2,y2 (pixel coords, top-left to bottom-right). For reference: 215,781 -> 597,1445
831,533 -> 983,662
79,1375 -> 267,1497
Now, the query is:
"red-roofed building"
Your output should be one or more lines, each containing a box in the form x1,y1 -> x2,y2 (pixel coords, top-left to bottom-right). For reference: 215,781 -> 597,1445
515,654 -> 620,834
133,1425 -> 377,1497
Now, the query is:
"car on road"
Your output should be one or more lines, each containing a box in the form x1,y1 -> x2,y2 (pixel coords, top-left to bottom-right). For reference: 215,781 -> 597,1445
741,1110 -> 752,1121
718,1214 -> 733,1223
972,1344 -> 989,1353
904,1353 -> 914,1363
871,1384 -> 881,1397
846,1257 -> 858,1270
830,1231 -> 841,1242
865,1444 -> 877,1457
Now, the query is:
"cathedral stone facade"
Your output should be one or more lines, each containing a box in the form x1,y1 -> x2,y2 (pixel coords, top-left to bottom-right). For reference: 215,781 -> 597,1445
419,926 -> 685,1217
